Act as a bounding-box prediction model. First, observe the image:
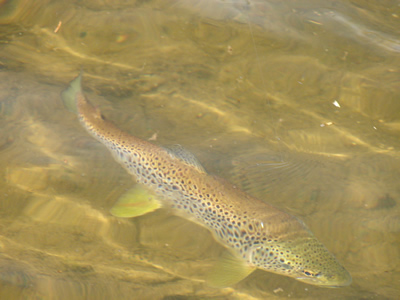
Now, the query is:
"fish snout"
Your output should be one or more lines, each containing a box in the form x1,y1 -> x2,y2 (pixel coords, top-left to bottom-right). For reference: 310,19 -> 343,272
295,268 -> 352,287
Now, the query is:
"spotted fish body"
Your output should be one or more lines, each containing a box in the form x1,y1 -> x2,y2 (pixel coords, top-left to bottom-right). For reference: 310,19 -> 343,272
61,74 -> 351,287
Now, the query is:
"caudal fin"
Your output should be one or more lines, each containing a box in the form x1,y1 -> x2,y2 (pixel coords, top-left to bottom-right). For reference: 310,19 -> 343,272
60,72 -> 83,113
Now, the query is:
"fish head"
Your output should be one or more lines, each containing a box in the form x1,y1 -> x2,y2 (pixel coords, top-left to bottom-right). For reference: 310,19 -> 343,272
245,227 -> 351,287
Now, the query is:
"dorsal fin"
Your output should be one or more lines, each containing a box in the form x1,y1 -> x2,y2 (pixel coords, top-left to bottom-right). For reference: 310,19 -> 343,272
164,144 -> 206,173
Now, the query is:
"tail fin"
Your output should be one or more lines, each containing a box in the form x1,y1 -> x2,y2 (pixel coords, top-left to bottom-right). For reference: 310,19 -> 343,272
60,72 -> 82,113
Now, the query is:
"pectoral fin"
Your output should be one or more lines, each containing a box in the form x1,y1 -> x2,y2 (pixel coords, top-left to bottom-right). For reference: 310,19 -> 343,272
207,250 -> 256,287
110,185 -> 161,218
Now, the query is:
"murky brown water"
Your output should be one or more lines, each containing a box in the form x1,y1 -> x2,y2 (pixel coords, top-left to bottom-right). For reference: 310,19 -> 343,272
0,0 -> 399,299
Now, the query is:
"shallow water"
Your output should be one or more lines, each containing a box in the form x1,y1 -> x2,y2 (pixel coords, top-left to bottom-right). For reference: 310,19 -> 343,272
0,0 -> 399,299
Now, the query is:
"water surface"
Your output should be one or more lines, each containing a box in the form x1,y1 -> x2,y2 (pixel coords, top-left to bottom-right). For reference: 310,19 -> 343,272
0,0 -> 399,299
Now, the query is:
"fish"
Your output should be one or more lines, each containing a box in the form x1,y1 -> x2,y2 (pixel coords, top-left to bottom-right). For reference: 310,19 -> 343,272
60,73 -> 352,287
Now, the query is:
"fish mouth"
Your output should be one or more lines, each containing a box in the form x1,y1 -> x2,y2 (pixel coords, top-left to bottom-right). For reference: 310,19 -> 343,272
296,273 -> 352,287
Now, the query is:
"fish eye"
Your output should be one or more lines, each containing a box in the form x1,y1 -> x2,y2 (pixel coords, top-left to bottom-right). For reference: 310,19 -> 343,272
303,270 -> 321,277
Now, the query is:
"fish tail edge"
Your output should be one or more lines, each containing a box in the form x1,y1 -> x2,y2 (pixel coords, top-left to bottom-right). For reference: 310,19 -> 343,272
61,71 -> 83,113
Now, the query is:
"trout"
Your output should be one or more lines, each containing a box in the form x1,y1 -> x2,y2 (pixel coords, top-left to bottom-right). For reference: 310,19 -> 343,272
61,73 -> 351,287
